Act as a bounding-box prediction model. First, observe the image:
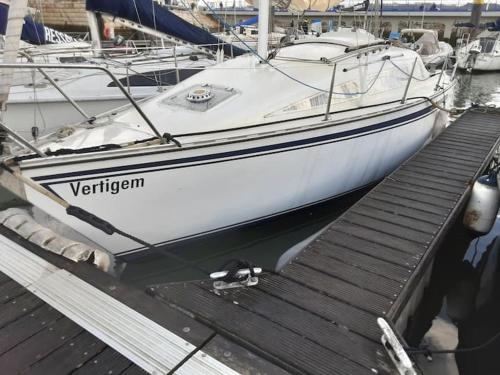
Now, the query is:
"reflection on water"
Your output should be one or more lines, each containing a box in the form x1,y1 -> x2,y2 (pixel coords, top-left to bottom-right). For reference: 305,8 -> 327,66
409,212 -> 500,375
454,71 -> 500,108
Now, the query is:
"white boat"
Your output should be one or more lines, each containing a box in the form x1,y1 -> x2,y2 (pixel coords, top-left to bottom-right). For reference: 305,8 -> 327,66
457,30 -> 500,71
3,45 -> 216,140
6,29 -> 455,258
400,29 -> 453,67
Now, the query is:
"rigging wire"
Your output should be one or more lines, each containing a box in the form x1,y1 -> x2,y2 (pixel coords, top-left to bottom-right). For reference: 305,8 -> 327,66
199,0 -> 430,97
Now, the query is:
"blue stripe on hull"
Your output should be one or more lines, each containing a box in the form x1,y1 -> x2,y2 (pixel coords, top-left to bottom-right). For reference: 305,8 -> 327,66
33,106 -> 433,183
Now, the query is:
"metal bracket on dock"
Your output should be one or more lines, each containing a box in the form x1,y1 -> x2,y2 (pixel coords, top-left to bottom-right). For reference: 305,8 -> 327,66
210,267 -> 262,290
377,318 -> 417,375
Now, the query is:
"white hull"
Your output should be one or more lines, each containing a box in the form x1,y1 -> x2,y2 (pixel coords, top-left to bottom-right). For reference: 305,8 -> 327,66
21,99 -> 447,256
11,32 -> 454,257
457,32 -> 500,71
457,52 -> 500,71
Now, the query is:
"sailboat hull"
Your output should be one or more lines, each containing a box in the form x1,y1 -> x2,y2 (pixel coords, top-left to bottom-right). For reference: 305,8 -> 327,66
20,99 -> 446,256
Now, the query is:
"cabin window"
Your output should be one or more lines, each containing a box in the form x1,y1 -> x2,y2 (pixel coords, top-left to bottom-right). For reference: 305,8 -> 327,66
107,68 -> 202,87
479,38 -> 496,53
58,56 -> 88,63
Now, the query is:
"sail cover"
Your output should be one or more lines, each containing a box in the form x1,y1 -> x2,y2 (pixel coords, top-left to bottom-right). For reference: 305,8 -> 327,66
235,16 -> 258,27
86,0 -> 246,57
0,3 -> 77,45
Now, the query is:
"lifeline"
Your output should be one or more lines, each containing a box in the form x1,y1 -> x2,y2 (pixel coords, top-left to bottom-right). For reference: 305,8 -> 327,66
70,178 -> 145,196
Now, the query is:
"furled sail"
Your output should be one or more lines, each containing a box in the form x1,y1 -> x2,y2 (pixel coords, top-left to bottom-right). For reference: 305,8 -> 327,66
0,3 -> 77,45
85,0 -> 246,57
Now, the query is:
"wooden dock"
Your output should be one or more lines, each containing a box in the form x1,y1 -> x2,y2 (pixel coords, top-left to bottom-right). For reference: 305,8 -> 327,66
0,108 -> 499,374
151,108 -> 500,374
0,224 -> 286,375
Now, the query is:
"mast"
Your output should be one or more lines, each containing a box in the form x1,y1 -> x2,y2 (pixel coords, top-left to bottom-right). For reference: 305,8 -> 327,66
86,11 -> 102,57
470,0 -> 483,32
257,0 -> 269,59
0,0 -> 28,120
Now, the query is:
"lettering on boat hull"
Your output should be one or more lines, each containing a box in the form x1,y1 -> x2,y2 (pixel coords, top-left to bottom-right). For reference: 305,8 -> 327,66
70,178 -> 145,196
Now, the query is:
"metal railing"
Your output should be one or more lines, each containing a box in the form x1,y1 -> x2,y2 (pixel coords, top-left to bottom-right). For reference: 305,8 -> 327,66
322,49 -> 454,119
401,58 -> 418,104
0,62 -> 167,151
18,51 -> 92,122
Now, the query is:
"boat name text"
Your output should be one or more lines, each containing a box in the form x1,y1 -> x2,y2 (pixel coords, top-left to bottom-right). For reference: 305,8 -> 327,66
70,178 -> 145,196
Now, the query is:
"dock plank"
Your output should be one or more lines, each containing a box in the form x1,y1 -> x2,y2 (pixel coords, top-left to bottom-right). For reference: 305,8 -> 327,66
0,280 -> 27,303
72,347 -> 134,375
351,202 -> 441,234
305,240 -> 412,281
372,185 -> 457,209
332,221 -> 426,255
0,304 -> 62,355
381,180 -> 461,202
366,192 -> 452,216
0,292 -> 44,328
196,282 -> 386,370
157,282 -> 377,375
296,249 -> 403,297
199,335 -> 291,375
0,317 -> 83,374
256,275 -> 381,340
341,211 -> 435,244
24,331 -> 107,375
281,263 -> 393,314
321,229 -> 421,266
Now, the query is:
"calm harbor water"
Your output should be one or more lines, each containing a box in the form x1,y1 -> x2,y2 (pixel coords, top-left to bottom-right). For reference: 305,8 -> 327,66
120,71 -> 500,374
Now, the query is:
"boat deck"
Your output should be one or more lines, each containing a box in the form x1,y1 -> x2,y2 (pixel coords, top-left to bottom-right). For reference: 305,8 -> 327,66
0,108 -> 500,374
152,108 -> 500,374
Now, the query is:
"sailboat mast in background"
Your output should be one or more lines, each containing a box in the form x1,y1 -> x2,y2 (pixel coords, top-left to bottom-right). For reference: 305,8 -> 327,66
257,0 -> 269,58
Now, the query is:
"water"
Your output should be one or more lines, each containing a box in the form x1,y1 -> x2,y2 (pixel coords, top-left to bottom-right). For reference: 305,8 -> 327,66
120,70 -> 500,373
121,186 -> 370,286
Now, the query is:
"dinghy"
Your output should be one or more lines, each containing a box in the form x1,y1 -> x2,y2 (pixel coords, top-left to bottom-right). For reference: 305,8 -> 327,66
4,28 -> 456,257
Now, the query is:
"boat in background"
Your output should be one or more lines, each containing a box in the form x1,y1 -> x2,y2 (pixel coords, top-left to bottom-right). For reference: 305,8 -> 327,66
457,30 -> 500,71
399,29 -> 453,67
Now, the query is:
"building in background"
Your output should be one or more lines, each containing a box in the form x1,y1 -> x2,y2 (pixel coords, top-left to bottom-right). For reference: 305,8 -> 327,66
26,0 -> 218,31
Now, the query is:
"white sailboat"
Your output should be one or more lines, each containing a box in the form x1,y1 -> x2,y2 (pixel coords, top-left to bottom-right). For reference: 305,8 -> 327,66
3,18 -> 455,257
457,30 -> 500,71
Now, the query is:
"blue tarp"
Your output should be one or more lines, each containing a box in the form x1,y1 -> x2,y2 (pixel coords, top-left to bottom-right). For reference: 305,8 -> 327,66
235,15 -> 258,27
0,3 -> 76,45
86,0 -> 246,57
